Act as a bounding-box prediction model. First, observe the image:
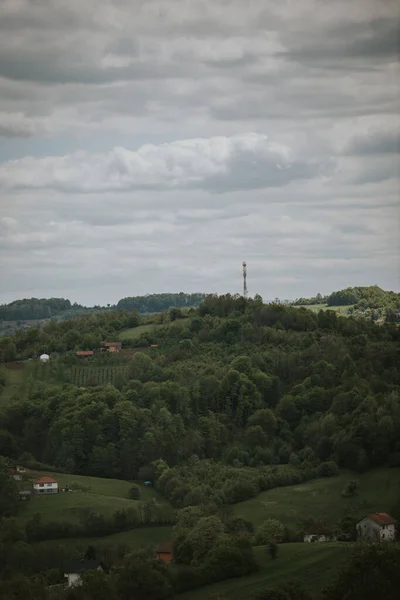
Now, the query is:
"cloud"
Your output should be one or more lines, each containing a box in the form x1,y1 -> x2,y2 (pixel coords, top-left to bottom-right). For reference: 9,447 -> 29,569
0,133 -> 323,193
0,0 -> 399,303
0,111 -> 49,137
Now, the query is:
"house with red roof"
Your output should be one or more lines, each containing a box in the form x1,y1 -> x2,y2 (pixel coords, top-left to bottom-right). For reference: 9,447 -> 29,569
33,475 -> 59,495
76,350 -> 94,358
357,513 -> 396,542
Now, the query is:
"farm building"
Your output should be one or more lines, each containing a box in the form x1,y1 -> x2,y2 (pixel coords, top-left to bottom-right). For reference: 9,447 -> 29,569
104,342 -> 122,351
357,513 -> 396,542
156,541 -> 173,564
303,522 -> 334,543
18,490 -> 32,501
33,475 -> 58,494
76,351 -> 94,358
64,560 -> 104,587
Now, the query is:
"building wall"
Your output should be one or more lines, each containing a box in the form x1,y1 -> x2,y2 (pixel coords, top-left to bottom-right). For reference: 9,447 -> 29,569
33,482 -> 58,494
357,518 -> 395,542
66,573 -> 82,587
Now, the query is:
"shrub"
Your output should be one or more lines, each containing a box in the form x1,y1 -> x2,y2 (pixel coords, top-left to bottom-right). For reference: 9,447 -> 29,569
255,519 -> 284,545
316,461 -> 339,478
341,480 -> 358,497
128,485 -> 141,500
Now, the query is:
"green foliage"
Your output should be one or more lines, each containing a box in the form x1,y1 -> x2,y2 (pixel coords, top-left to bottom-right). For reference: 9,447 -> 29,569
128,485 -> 141,500
341,480 -> 358,497
255,519 -> 284,545
268,541 -> 278,560
316,461 -> 339,478
323,544 -> 400,600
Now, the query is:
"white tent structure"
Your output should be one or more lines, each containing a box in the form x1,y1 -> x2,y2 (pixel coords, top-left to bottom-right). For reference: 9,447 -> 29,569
39,354 -> 50,363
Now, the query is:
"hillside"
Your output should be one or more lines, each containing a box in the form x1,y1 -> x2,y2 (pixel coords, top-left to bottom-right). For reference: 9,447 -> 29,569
178,543 -> 349,600
293,285 -> 400,322
0,294 -> 399,597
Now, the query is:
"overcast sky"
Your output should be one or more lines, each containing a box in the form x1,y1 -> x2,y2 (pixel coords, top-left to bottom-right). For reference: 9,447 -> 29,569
0,0 -> 399,305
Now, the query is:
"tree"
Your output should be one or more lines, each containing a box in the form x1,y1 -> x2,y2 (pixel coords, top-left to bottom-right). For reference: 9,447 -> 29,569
268,541 -> 278,560
323,544 -> 400,600
0,456 -> 18,517
128,485 -> 141,500
185,515 -> 225,564
115,550 -> 173,600
256,519 -> 284,545
316,461 -> 339,478
342,480 -> 358,497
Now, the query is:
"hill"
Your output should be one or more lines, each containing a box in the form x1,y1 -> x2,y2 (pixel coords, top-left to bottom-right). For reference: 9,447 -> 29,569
234,468 -> 400,530
178,542 -> 349,600
293,285 -> 400,322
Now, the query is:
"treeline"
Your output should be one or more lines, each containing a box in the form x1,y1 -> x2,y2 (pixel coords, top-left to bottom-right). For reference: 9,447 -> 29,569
0,293 -> 208,323
0,310 -> 140,362
116,292 -> 207,313
0,297 -> 75,321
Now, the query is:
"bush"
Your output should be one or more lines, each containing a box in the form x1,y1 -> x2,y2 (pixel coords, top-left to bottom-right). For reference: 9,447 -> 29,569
268,541 -> 278,560
341,480 -> 358,497
128,485 -> 141,500
316,461 -> 339,478
255,519 -> 284,545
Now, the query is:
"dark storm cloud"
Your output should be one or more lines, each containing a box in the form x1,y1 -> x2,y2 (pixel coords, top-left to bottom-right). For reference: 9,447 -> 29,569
345,130 -> 400,155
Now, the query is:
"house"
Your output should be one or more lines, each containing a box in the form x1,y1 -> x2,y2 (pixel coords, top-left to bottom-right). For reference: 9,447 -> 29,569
156,542 -> 173,564
8,468 -> 22,481
304,522 -> 333,543
18,490 -> 32,501
357,513 -> 396,542
104,342 -> 122,353
33,475 -> 58,494
64,560 -> 103,587
76,350 -> 94,358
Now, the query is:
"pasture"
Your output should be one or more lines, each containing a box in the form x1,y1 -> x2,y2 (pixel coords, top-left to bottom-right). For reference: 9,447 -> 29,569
234,468 -> 400,529
16,471 -> 168,524
119,323 -> 162,341
178,542 -> 349,600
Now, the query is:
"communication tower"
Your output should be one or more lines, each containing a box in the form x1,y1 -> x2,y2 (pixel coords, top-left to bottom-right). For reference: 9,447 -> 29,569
242,261 -> 248,298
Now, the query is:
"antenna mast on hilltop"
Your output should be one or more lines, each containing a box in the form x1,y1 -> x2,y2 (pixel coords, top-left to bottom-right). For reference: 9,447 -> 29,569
242,261 -> 248,298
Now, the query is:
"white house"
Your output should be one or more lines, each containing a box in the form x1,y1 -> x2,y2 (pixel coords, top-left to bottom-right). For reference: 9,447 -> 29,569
303,522 -> 334,543
357,513 -> 396,542
33,475 -> 58,494
64,561 -> 103,587
304,533 -> 331,543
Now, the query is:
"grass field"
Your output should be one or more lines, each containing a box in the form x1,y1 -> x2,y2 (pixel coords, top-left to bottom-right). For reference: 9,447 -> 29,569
178,542 -> 349,600
234,468 -> 400,529
119,323 -> 162,341
16,471 -> 168,524
293,303 -> 353,315
33,525 -> 174,553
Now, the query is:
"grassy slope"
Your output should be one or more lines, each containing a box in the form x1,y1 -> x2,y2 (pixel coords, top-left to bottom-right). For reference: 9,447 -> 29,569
33,525 -> 174,553
16,471 -> 168,524
293,304 -> 353,315
178,543 -> 349,600
119,323 -> 162,341
234,468 -> 400,529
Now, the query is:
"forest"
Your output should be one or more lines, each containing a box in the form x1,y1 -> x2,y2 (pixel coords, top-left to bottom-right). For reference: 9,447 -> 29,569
0,294 -> 399,599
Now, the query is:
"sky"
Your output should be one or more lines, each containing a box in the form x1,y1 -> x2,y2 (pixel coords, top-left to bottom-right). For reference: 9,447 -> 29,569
0,0 -> 399,306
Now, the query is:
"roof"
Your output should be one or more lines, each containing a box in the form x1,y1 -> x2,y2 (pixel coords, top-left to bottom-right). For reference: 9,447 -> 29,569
64,560 -> 102,574
34,476 -> 58,484
104,342 -> 121,347
76,350 -> 94,356
108,346 -> 119,352
156,541 -> 173,554
366,513 -> 395,526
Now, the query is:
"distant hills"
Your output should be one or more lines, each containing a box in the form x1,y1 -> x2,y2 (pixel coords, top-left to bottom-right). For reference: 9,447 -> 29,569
0,293 -> 207,322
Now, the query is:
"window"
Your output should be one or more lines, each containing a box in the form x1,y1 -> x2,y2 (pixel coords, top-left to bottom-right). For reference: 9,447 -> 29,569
39,483 -> 44,487
46,483 -> 51,487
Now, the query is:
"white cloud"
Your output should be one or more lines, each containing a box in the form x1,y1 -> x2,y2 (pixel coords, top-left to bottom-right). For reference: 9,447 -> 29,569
0,133 -> 321,193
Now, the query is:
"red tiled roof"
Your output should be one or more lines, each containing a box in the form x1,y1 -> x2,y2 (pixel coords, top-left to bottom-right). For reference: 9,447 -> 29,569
367,513 -> 395,526
156,542 -> 173,554
105,342 -> 121,347
76,351 -> 94,356
34,476 -> 58,484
